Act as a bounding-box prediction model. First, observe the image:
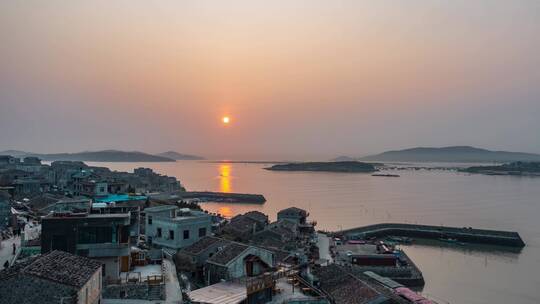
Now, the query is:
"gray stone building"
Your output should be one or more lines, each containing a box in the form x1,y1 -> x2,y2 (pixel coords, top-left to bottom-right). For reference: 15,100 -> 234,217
205,242 -> 274,284
277,207 -> 308,224
145,206 -> 212,251
0,250 -> 102,304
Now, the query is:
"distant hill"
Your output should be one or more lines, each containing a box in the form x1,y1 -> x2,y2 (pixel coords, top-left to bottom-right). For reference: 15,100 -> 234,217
156,151 -> 205,160
357,146 -> 540,163
331,156 -> 357,162
265,161 -> 377,173
0,150 -> 175,162
461,162 -> 540,175
0,150 -> 28,157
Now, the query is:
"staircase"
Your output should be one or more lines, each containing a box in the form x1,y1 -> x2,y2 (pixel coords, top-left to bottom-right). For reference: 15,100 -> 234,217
147,284 -> 164,301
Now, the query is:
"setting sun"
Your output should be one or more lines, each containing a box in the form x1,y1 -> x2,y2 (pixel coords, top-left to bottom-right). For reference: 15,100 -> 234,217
222,116 -> 230,124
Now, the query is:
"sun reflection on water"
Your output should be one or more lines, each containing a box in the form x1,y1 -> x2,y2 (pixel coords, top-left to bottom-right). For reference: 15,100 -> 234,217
217,206 -> 234,218
219,164 -> 232,193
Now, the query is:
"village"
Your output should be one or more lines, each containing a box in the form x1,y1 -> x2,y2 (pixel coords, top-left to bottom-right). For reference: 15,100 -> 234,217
0,154 -> 523,304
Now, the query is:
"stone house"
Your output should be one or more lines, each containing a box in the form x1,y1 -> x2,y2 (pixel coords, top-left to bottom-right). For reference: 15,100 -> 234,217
277,207 -> 308,224
0,250 -> 102,304
205,242 -> 274,284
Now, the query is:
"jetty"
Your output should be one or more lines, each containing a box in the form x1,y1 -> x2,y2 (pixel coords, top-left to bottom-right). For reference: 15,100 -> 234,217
335,223 -> 525,247
170,191 -> 266,204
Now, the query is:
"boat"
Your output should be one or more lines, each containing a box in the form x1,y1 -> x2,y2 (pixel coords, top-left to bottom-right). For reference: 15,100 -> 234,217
372,173 -> 400,177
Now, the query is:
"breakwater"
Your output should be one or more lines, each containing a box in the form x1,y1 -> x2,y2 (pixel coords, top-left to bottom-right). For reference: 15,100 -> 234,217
335,223 -> 525,247
176,191 -> 266,204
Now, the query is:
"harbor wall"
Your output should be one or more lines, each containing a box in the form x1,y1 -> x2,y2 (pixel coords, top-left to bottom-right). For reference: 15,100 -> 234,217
337,223 -> 525,247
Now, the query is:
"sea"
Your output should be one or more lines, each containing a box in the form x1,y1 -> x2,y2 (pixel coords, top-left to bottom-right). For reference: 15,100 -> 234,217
90,160 -> 540,304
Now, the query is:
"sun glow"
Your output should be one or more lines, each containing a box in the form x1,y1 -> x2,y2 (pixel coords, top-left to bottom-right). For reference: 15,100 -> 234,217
222,116 -> 230,124
219,164 -> 232,193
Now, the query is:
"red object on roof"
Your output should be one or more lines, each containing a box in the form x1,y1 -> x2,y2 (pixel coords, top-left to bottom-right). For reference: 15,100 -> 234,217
395,287 -> 433,303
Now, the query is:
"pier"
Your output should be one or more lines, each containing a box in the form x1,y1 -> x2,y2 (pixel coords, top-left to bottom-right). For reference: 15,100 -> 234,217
335,223 -> 526,247
174,191 -> 266,204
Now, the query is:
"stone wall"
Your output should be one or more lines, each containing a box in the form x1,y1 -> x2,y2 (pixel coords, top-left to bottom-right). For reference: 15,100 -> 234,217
103,283 -> 164,300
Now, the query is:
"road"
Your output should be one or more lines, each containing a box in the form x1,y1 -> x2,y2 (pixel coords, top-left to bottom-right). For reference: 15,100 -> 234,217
163,258 -> 182,303
0,235 -> 20,270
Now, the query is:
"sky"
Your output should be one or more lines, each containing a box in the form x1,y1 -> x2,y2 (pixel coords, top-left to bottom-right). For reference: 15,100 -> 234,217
1,0 -> 539,160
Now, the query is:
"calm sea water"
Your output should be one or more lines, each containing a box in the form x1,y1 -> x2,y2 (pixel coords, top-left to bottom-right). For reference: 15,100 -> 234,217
91,161 -> 540,304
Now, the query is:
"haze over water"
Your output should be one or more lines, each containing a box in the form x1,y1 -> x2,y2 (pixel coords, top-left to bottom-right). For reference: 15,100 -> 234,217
93,161 -> 540,304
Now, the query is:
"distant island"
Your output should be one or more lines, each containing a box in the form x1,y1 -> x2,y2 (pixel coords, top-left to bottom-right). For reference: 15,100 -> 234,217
350,146 -> 540,163
461,162 -> 540,176
156,151 -> 205,160
0,150 -> 176,162
265,161 -> 377,173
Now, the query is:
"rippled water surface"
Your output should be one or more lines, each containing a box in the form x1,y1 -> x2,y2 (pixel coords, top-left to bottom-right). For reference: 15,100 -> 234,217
92,161 -> 540,304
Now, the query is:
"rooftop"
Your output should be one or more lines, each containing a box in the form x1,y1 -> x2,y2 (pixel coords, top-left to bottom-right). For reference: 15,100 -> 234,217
144,205 -> 177,213
9,251 -> 102,288
336,244 -> 379,256
182,236 -> 231,255
278,207 -> 307,216
44,212 -> 130,220
242,211 -> 268,224
95,194 -> 147,203
145,205 -> 209,220
312,265 -> 383,304
188,281 -> 246,304
207,242 -> 250,266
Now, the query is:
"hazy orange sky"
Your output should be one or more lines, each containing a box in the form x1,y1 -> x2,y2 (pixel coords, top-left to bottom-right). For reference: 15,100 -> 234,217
1,1 -> 539,159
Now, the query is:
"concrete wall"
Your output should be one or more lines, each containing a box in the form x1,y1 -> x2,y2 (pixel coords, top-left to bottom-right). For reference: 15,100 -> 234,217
342,223 -> 526,247
77,268 -> 102,304
277,213 -> 304,224
95,182 -> 108,196
98,256 -> 120,280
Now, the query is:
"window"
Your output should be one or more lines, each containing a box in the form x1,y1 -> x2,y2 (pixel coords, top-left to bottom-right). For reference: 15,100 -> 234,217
148,216 -> 152,225
78,227 -> 113,244
157,228 -> 162,238
183,230 -> 190,239
169,230 -> 174,240
198,227 -> 206,237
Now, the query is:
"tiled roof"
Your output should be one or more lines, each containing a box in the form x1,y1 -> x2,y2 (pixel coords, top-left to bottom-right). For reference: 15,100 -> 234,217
278,207 -> 307,216
182,236 -> 230,255
206,243 -> 249,266
0,256 -> 38,282
22,251 -> 102,288
313,264 -> 379,304
243,211 -> 268,224
225,216 -> 258,233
